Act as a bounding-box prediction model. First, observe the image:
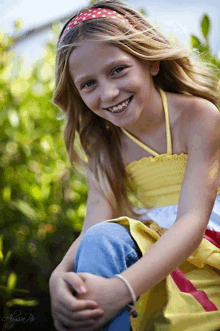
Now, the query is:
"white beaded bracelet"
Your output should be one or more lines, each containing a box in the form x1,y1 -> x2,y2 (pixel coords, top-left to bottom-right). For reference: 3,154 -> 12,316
114,274 -> 138,318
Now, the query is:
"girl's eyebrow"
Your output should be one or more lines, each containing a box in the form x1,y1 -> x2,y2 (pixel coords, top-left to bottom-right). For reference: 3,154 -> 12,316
74,58 -> 131,85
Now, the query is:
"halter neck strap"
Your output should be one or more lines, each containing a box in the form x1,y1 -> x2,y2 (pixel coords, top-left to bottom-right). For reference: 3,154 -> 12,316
121,89 -> 172,157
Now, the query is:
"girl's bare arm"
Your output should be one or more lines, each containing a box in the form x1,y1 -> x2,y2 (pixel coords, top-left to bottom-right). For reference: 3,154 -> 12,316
49,173 -> 118,330
51,172 -> 117,273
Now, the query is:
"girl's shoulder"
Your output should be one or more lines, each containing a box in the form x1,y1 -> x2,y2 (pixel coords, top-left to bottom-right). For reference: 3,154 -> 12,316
169,91 -> 220,152
171,93 -> 220,134
166,90 -> 218,122
169,91 -> 219,119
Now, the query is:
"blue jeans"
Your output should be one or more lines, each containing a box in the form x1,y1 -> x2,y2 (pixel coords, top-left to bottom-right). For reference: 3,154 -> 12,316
74,222 -> 142,330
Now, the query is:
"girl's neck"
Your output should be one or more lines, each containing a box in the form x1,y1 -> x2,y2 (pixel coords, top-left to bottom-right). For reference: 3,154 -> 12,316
122,88 -> 164,137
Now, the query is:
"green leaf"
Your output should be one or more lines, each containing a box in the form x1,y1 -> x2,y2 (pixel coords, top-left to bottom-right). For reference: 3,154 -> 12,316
0,235 -> 3,252
8,109 -> 20,127
201,14 -> 210,40
7,272 -> 17,292
190,35 -> 202,49
77,204 -> 86,218
138,7 -> 148,16
4,251 -> 12,265
14,19 -> 23,31
14,200 -> 37,220
13,288 -> 30,293
2,186 -> 11,202
0,250 -> 3,261
52,22 -> 62,37
30,185 -> 43,201
6,298 -> 39,307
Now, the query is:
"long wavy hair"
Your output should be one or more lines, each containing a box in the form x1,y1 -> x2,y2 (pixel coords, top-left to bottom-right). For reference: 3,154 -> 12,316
52,0 -> 220,217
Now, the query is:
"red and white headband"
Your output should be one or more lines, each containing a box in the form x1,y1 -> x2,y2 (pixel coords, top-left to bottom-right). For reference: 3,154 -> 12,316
62,8 -> 132,37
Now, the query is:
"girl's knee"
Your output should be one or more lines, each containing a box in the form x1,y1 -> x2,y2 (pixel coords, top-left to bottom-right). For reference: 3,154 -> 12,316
79,222 -> 137,258
83,222 -> 129,242
75,222 -> 125,273
75,222 -> 140,275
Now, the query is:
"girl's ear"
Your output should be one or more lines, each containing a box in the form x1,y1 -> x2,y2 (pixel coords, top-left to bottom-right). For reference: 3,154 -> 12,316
149,61 -> 160,76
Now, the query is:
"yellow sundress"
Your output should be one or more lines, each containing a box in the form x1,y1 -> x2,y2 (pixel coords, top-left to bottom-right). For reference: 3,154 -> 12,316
107,89 -> 220,331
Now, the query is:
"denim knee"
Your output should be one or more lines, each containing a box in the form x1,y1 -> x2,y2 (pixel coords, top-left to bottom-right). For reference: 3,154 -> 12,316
81,222 -> 132,246
74,222 -> 140,277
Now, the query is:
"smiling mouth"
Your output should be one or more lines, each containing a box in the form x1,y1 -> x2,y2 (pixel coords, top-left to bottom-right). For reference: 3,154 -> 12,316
105,96 -> 133,114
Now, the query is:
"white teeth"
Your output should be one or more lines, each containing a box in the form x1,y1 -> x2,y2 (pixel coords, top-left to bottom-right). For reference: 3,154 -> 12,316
108,98 -> 130,112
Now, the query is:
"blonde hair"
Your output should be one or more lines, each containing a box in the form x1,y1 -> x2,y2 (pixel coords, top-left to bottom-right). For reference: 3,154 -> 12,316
52,0 -> 220,217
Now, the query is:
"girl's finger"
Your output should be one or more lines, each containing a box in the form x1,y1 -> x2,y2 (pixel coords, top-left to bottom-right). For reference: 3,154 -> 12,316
58,296 -> 99,313
56,308 -> 104,322
58,278 -> 99,312
63,272 -> 88,295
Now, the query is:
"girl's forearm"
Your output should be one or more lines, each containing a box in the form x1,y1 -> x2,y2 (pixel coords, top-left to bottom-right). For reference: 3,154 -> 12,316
120,213 -> 206,299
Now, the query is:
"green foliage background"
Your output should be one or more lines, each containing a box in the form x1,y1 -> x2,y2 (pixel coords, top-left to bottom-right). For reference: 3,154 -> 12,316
0,24 -> 88,308
0,9 -> 219,312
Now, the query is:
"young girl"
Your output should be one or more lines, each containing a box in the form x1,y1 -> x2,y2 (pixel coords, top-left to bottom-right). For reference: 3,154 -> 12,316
49,0 -> 220,330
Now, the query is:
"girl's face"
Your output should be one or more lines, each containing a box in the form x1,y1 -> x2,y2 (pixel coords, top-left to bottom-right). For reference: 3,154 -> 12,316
68,41 -> 159,128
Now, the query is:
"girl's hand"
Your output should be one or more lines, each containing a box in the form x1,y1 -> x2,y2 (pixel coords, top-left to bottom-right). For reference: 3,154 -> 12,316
49,271 -> 105,331
76,273 -> 131,330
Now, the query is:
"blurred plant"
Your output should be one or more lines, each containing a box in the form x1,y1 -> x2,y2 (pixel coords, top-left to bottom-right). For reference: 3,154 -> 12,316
0,234 -> 39,318
190,13 -> 220,73
137,7 -> 148,17
14,19 -> 23,32
0,21 -> 87,292
190,14 -> 210,52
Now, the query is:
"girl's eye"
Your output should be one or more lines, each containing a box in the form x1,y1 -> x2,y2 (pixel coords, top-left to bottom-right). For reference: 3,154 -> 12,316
113,66 -> 125,75
82,80 -> 95,89
81,66 -> 125,90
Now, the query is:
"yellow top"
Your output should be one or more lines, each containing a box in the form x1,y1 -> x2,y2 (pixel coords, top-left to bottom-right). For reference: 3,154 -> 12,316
108,90 -> 220,330
121,89 -> 220,208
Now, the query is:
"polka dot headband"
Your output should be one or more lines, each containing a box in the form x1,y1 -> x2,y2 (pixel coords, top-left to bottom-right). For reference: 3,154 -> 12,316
62,8 -> 132,37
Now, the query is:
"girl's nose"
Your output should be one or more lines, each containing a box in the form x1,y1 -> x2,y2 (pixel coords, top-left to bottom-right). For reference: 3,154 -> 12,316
100,81 -> 119,103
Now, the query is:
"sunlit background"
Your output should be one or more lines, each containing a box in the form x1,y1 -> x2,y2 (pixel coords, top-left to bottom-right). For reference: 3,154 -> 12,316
0,0 -> 220,324
1,0 -> 220,68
